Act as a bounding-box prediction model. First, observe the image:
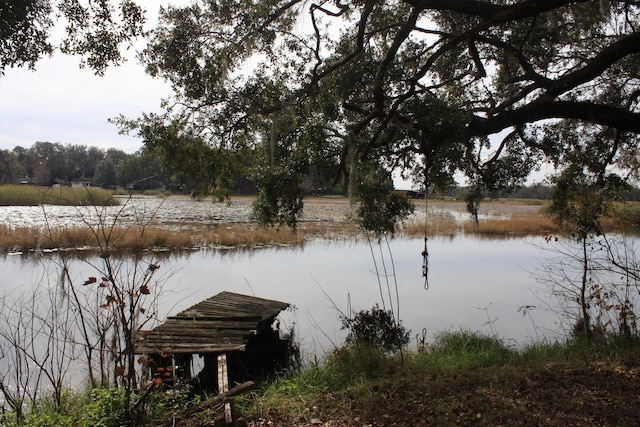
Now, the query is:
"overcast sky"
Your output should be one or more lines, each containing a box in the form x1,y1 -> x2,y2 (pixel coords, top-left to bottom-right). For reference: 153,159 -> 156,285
0,1 -> 180,154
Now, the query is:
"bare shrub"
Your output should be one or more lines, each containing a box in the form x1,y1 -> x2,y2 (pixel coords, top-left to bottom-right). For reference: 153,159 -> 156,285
0,190 -> 173,424
534,234 -> 640,341
0,273 -> 81,417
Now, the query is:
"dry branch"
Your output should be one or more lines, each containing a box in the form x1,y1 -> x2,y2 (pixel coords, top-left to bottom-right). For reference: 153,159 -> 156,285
182,380 -> 256,417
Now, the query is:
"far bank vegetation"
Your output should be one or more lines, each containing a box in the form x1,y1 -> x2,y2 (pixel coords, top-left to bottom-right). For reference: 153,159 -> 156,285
1,186 -> 640,253
0,185 -> 118,206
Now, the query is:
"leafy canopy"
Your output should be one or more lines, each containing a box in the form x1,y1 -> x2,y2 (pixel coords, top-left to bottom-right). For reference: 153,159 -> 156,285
0,0 -> 146,75
120,0 -> 640,229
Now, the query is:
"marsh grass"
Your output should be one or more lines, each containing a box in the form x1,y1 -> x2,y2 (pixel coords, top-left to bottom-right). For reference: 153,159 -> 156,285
211,224 -> 303,246
0,223 -> 312,253
402,214 -> 461,237
1,197 -> 637,253
402,209 -> 558,238
0,225 -> 43,251
0,224 -> 195,253
462,212 -> 558,236
0,185 -> 118,206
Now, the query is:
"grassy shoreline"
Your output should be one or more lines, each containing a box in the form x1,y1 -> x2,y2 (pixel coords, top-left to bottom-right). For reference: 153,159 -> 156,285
4,331 -> 638,426
236,334 -> 640,427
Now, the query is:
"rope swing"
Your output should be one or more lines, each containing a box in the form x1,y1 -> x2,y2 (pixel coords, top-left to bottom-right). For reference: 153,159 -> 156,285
422,235 -> 429,290
422,174 -> 430,290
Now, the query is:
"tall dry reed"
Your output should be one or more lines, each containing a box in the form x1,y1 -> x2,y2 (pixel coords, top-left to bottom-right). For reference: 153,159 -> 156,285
3,199 -> 636,253
212,224 -> 305,246
462,212 -> 558,236
0,224 -> 194,253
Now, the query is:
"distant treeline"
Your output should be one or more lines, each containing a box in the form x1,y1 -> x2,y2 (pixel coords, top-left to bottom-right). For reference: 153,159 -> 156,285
439,183 -> 640,202
0,142 -> 267,194
0,142 -> 163,189
2,142 -> 640,201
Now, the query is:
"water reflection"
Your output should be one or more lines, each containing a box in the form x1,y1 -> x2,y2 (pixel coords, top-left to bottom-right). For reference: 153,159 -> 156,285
181,236 -> 563,355
1,236 -> 564,360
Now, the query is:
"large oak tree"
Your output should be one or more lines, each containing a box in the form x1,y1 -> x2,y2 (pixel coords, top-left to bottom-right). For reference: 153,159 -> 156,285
120,1 -> 640,228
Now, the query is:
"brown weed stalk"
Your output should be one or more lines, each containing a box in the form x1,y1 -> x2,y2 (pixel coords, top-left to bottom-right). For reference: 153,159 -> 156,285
401,215 -> 460,237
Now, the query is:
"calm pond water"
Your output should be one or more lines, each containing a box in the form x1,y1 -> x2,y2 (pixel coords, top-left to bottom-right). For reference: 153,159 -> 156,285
2,235 -> 564,360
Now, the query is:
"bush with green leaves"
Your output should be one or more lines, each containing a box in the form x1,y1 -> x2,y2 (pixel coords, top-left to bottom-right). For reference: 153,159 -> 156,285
341,305 -> 410,353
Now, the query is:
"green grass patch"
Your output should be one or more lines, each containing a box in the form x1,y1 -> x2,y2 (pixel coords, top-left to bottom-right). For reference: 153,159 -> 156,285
417,329 -> 517,371
0,185 -> 119,206
1,387 -> 129,427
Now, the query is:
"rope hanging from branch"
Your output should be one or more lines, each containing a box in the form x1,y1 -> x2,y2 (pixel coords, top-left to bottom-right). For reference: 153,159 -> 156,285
422,236 -> 429,290
422,175 -> 430,290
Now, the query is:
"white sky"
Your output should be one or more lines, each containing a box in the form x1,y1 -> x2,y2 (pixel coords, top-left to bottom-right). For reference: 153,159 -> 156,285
0,1 -> 181,154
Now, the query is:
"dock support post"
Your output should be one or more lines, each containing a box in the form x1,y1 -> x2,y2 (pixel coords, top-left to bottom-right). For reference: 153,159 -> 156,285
217,353 -> 233,424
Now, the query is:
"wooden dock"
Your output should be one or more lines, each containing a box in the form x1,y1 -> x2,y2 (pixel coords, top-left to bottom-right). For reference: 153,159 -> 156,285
135,291 -> 290,354
136,291 -> 291,424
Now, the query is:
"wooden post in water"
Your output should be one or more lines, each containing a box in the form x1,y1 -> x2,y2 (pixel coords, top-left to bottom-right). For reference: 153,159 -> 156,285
217,353 -> 233,424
